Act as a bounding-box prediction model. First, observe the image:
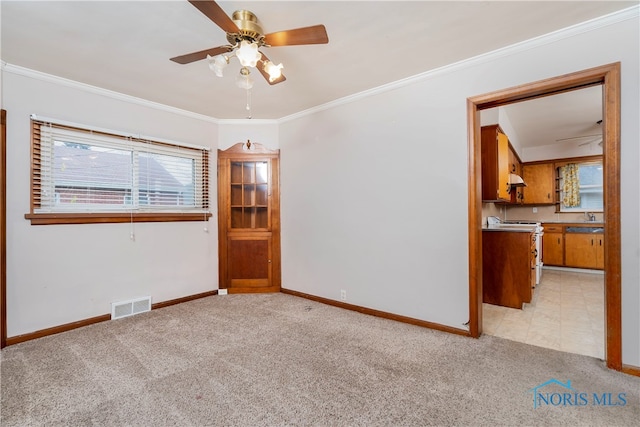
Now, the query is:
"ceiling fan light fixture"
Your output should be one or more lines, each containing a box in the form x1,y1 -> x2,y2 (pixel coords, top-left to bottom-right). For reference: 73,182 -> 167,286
236,40 -> 261,67
236,67 -> 254,90
208,54 -> 228,77
264,61 -> 284,82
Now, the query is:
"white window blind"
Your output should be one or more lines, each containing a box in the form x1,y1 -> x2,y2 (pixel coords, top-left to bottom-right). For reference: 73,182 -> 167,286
32,119 -> 209,214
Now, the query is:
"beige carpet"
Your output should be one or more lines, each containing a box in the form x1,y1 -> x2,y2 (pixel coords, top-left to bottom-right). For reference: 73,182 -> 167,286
1,293 -> 639,426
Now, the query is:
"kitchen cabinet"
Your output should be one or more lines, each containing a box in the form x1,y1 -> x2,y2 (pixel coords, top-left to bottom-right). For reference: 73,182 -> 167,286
540,223 -> 604,270
508,146 -> 521,177
482,229 -> 536,309
481,125 -> 510,202
595,234 -> 604,269
522,162 -> 555,204
217,142 -> 281,293
565,229 -> 604,270
542,224 -> 564,266
508,146 -> 524,204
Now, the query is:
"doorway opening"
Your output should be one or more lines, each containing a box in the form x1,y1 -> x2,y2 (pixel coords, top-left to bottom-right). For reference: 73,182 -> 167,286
480,87 -> 605,359
466,63 -> 621,370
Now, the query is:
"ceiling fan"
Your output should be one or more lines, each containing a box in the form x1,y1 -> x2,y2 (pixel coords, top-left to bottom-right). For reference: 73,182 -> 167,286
556,120 -> 603,147
170,0 -> 329,85
555,134 -> 602,146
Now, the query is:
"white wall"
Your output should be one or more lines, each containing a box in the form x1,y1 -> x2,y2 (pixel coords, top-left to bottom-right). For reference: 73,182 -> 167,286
2,70 -> 219,336
523,140 -> 604,162
279,13 -> 640,365
480,107 -> 523,155
217,119 -> 279,151
2,8 -> 638,367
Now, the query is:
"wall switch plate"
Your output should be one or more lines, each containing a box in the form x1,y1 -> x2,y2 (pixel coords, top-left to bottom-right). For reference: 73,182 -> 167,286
218,289 -> 228,295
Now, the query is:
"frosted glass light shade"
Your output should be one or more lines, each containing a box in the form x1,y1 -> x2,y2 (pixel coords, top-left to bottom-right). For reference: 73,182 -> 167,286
208,54 -> 227,77
264,61 -> 283,82
236,67 -> 254,89
236,41 -> 261,67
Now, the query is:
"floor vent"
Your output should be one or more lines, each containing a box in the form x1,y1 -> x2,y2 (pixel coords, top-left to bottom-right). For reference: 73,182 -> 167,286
111,296 -> 152,320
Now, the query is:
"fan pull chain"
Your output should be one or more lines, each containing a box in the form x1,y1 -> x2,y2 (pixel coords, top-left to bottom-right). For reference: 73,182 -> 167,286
246,88 -> 252,119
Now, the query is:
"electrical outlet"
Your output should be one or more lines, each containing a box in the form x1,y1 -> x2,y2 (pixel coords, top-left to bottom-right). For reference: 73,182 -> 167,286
533,207 -> 538,213
340,290 -> 347,301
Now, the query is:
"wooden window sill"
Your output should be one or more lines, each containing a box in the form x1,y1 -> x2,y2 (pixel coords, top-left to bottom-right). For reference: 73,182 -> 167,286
25,212 -> 212,225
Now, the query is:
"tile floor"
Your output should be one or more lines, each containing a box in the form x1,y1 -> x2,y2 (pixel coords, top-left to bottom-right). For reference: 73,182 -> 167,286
483,268 -> 605,359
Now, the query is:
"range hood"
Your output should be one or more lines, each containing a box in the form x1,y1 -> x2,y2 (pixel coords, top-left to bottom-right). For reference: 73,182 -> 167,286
508,173 -> 527,187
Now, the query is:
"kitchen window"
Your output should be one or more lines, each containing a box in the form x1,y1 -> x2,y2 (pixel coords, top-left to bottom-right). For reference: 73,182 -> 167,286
26,117 -> 211,225
559,160 -> 603,212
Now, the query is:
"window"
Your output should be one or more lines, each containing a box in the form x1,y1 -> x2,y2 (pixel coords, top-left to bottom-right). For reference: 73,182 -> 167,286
27,118 -> 210,225
559,160 -> 603,212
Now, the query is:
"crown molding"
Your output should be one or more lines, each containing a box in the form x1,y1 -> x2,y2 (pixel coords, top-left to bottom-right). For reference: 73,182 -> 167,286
278,5 -> 639,124
2,5 -> 637,126
0,62 -> 219,124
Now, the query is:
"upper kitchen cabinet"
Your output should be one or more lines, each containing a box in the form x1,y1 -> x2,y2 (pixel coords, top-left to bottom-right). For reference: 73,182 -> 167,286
508,145 -> 524,204
521,162 -> 555,205
481,125 -> 510,202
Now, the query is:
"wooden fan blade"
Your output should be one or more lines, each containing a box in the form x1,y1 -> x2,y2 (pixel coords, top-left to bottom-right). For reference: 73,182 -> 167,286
264,24 -> 328,46
170,46 -> 233,64
188,0 -> 239,33
257,52 -> 286,85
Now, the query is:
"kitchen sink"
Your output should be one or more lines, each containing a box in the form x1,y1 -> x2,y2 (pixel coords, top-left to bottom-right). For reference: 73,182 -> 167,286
565,226 -> 604,233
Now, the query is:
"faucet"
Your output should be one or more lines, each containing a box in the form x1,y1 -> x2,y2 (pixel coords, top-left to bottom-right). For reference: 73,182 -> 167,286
585,212 -> 596,222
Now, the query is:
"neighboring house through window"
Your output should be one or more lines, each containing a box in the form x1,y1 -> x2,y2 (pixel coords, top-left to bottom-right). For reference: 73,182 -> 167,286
27,118 -> 210,225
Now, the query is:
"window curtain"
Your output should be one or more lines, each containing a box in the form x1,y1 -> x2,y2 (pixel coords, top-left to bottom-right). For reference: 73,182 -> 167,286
562,163 -> 581,207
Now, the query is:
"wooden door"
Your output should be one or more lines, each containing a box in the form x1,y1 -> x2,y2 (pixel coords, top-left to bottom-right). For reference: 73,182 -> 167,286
565,233 -> 597,269
522,163 -> 555,204
217,142 -> 280,293
595,234 -> 605,270
542,226 -> 564,266
496,132 -> 510,200
481,125 -> 510,202
1,110 -> 6,348
228,234 -> 273,289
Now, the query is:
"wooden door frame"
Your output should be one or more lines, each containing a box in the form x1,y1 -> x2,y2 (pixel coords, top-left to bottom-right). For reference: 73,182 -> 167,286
467,63 -> 622,370
1,109 -> 6,348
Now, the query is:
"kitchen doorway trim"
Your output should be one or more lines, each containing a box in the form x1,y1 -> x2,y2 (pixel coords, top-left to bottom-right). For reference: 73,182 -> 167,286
466,63 -> 622,371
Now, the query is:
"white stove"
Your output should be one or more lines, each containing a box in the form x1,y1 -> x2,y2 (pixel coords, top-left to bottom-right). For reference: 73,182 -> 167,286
502,220 -> 544,286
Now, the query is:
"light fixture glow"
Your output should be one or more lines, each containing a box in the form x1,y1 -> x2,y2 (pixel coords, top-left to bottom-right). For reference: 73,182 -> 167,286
263,61 -> 284,82
236,40 -> 261,67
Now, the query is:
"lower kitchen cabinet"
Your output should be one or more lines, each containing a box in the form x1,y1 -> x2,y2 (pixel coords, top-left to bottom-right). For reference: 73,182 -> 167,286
565,232 -> 604,270
543,224 -> 604,270
482,230 -> 536,309
542,225 -> 564,266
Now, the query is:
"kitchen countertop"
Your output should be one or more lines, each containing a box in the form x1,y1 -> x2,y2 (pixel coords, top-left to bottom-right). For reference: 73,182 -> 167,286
483,225 -> 537,233
540,221 -> 605,225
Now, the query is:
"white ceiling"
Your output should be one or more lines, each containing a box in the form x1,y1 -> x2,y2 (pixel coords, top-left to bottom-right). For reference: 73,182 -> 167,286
1,1 -> 636,145
498,86 -> 604,149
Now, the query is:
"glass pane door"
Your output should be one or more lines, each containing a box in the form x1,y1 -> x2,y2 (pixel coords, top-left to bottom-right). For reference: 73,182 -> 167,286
230,160 -> 269,229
